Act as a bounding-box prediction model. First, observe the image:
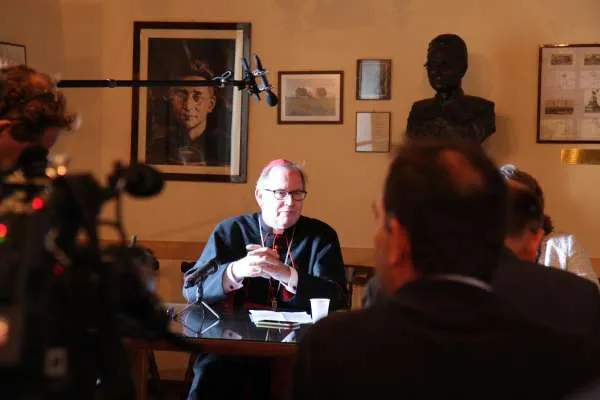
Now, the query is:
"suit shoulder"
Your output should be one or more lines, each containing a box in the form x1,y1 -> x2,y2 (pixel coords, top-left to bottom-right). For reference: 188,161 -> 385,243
539,262 -> 597,289
213,213 -> 257,233
305,308 -> 380,344
498,257 -> 597,292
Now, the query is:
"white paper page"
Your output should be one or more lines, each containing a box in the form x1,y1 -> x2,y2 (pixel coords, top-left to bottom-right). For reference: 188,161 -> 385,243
249,310 -> 313,324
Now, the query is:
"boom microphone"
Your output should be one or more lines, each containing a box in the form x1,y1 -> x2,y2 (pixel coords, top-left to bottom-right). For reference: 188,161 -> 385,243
242,58 -> 260,102
254,55 -> 278,107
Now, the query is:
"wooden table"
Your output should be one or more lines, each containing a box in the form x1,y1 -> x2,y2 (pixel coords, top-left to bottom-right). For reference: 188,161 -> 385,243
126,304 -> 308,400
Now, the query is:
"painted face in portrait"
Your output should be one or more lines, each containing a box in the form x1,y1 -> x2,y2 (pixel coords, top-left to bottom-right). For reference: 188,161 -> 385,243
169,76 -> 216,139
256,166 -> 305,231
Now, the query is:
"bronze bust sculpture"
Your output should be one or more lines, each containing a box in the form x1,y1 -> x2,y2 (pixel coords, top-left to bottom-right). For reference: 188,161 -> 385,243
406,34 -> 496,143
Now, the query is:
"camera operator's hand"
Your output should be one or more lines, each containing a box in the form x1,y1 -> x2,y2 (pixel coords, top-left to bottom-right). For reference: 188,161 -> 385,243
230,244 -> 292,284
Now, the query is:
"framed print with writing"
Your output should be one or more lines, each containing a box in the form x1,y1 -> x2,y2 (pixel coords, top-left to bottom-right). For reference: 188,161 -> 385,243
537,44 -> 600,143
278,71 -> 344,124
356,59 -> 391,100
0,41 -> 26,67
355,111 -> 391,153
131,21 -> 251,182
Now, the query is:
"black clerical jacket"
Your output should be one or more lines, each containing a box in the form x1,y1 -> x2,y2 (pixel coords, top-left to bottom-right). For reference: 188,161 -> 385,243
182,213 -> 348,311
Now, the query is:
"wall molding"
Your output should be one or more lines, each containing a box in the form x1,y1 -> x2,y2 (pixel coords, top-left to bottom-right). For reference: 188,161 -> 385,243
102,239 -> 600,276
102,239 -> 377,266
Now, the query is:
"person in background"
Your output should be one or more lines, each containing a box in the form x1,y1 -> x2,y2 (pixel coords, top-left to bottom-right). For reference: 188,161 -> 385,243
182,158 -> 347,400
499,164 -> 599,286
493,181 -> 600,337
292,139 -> 600,400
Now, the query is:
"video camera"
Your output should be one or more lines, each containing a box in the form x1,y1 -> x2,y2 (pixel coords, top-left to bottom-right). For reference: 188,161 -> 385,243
0,146 -> 184,399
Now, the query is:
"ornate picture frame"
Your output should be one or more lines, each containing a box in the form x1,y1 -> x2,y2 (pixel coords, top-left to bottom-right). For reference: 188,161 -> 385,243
130,21 -> 251,183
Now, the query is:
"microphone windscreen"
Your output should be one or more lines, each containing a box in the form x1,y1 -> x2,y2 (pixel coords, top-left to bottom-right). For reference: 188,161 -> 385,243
124,163 -> 164,198
265,91 -> 278,107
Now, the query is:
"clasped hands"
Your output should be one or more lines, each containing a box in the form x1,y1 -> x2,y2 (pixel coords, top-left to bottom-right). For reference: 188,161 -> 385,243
231,244 -> 292,284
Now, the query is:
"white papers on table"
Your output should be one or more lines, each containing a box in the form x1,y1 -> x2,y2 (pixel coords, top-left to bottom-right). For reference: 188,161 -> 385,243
249,310 -> 313,324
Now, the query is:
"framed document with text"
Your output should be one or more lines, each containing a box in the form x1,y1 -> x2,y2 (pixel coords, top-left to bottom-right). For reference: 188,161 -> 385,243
355,111 -> 391,153
537,44 -> 600,143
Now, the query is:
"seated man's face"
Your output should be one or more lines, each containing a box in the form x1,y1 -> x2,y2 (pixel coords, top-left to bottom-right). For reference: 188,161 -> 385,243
170,76 -> 216,132
425,45 -> 465,93
256,166 -> 305,230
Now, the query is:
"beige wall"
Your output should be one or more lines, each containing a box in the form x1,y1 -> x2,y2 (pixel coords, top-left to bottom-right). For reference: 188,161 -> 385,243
2,0 -> 600,254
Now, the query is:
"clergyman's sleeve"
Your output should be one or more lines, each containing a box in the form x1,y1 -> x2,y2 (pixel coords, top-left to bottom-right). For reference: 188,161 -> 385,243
182,222 -> 245,305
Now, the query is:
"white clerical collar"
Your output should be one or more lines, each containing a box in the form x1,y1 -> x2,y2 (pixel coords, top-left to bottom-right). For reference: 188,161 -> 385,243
426,274 -> 493,292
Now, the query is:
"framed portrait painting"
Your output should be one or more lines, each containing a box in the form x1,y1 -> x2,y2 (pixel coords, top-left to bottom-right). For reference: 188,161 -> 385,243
0,41 -> 26,67
277,71 -> 344,124
131,21 -> 251,183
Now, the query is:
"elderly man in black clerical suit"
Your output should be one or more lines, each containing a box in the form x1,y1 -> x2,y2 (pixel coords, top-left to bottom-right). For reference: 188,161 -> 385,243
292,140 -> 600,400
182,158 -> 347,400
406,34 -> 496,143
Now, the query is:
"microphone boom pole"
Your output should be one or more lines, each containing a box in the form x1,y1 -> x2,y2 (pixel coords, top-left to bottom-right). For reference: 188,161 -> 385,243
55,54 -> 279,106
56,79 -> 247,89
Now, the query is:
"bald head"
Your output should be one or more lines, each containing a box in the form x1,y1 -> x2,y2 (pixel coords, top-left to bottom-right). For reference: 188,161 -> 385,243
383,139 -> 507,281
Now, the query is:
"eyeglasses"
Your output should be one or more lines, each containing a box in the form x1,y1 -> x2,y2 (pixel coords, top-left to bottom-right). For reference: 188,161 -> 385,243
263,189 -> 307,201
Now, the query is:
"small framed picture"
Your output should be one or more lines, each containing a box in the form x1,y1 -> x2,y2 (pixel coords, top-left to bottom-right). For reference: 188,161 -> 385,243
355,111 -> 391,153
0,41 -> 26,67
356,59 -> 391,100
278,71 -> 344,124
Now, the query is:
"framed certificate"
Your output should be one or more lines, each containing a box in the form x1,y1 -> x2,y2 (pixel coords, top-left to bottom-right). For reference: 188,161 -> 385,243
355,111 -> 391,153
537,44 -> 600,143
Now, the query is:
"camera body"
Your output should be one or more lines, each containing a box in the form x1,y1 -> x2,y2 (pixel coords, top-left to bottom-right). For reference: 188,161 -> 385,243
0,148 -> 168,398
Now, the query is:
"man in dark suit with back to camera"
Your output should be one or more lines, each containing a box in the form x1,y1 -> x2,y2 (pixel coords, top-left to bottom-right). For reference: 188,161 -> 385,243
292,140 -> 600,400
363,165 -> 600,339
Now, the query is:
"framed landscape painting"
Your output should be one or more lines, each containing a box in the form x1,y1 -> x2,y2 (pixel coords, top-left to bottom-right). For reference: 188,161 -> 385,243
277,71 -> 344,124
